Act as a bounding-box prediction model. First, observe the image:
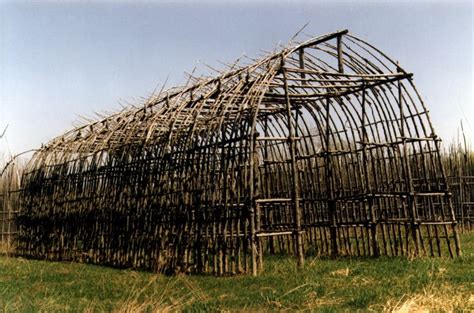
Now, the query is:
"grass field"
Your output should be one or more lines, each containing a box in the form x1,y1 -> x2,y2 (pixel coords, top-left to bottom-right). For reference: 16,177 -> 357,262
0,234 -> 473,312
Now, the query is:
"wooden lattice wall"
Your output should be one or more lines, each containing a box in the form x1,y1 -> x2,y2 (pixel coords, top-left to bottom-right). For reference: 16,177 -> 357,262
15,30 -> 461,275
444,137 -> 474,232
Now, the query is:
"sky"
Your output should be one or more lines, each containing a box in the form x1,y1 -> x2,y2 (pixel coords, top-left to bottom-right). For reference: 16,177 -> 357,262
0,0 -> 472,156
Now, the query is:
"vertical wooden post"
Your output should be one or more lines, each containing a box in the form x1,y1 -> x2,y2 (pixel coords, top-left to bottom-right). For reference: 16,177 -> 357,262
249,128 -> 258,276
361,83 -> 379,256
458,157 -> 464,232
254,138 -> 263,271
398,72 -> 420,256
256,202 -> 263,271
299,49 -> 307,86
458,125 -> 465,231
337,35 -> 344,74
242,64 -> 261,274
1,192 -> 4,243
446,192 -> 462,256
368,198 -> 379,256
436,136 -> 462,256
262,112 -> 276,255
325,97 -> 338,257
281,56 -> 304,268
460,121 -> 468,231
4,190 -> 8,248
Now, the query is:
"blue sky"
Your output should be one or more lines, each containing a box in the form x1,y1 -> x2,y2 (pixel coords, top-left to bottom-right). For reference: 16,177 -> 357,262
0,0 -> 472,155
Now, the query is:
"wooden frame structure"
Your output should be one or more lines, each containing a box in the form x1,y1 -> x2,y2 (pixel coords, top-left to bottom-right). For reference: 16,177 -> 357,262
17,30 -> 461,275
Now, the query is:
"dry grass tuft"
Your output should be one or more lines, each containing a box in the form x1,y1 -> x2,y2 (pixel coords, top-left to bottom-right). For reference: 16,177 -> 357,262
114,275 -> 195,313
330,267 -> 350,277
385,285 -> 472,312
0,241 -> 14,255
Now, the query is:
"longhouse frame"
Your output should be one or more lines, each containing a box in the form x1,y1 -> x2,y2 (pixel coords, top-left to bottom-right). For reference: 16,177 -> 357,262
17,30 -> 461,275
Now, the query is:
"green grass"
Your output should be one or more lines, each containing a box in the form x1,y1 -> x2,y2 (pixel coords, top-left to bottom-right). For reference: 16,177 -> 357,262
1,234 -> 473,312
